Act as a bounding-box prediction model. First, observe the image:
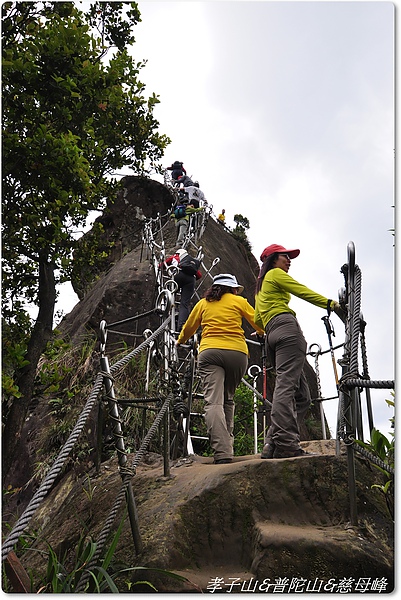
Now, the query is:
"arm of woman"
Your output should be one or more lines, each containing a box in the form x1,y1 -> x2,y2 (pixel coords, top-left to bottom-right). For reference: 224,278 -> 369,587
274,269 -> 329,309
176,301 -> 203,344
242,298 -> 265,335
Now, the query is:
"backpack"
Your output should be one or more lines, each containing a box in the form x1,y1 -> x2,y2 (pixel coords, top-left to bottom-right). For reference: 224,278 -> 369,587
174,205 -> 186,219
179,254 -> 201,276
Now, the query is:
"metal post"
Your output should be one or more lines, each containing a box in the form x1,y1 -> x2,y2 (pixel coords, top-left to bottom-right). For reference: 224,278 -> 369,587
95,400 -> 105,474
162,322 -> 171,477
154,289 -> 174,477
308,344 -> 327,440
99,321 -> 143,554
5,551 -> 33,593
343,242 -> 358,525
248,365 -> 262,455
183,343 -> 198,456
360,315 -> 374,433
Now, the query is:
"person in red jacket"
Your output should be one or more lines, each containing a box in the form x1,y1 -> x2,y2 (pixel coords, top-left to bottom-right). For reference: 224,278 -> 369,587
161,249 -> 201,332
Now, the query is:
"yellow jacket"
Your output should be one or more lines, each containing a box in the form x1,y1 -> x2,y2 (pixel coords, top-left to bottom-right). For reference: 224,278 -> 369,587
177,293 -> 264,355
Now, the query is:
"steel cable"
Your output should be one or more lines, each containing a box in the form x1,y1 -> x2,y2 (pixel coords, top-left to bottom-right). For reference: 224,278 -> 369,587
2,372 -> 104,558
241,377 -> 272,408
351,440 -> 394,476
74,392 -> 173,593
349,266 -> 362,375
2,318 -> 171,560
341,378 -> 394,389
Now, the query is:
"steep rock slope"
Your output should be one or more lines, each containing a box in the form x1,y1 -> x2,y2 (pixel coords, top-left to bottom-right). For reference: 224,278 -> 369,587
3,175 -> 321,508
61,175 -> 261,345
22,441 -> 393,593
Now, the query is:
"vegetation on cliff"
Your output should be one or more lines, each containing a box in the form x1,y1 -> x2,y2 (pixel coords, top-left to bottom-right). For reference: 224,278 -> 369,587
2,1 -> 170,479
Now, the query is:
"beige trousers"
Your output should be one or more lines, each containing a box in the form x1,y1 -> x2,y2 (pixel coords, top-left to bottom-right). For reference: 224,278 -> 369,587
198,348 -> 248,461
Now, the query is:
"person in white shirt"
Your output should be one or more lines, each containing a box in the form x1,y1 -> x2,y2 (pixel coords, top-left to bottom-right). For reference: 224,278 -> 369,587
184,181 -> 207,208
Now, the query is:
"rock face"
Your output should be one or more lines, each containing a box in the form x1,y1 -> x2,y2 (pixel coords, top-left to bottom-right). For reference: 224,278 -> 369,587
2,175 -> 320,501
61,175 -> 262,347
22,442 -> 393,593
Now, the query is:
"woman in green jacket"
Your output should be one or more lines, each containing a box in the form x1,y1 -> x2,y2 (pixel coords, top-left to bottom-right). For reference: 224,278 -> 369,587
254,244 -> 344,459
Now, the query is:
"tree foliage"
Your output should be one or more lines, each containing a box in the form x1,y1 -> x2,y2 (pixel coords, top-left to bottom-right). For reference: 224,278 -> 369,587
231,213 -> 252,251
1,1 -> 170,479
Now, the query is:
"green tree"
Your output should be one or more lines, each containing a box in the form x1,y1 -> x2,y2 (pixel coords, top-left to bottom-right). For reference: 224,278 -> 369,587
1,1 -> 170,479
231,213 -> 252,251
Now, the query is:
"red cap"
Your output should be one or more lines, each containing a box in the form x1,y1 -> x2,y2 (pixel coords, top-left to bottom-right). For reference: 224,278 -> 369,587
260,244 -> 300,261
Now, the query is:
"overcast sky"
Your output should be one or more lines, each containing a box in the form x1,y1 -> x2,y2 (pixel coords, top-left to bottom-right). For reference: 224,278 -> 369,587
59,1 -> 395,438
128,0 -> 395,438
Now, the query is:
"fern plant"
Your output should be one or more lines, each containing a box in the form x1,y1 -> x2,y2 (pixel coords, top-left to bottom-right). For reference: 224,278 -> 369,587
353,395 -> 394,520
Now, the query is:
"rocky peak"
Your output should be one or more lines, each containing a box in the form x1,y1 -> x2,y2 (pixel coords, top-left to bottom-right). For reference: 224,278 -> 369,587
61,175 -> 261,347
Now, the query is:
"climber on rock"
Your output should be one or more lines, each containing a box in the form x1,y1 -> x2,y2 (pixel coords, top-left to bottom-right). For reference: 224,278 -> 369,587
176,273 -> 264,464
166,160 -> 186,183
254,244 -> 346,460
160,249 -> 202,332
184,181 -> 207,209
170,202 -> 205,248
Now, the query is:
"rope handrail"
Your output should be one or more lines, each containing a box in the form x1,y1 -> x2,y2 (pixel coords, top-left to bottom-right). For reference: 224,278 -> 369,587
74,392 -> 173,593
2,317 -> 171,560
350,439 -> 394,476
341,378 -> 394,389
1,373 -> 104,558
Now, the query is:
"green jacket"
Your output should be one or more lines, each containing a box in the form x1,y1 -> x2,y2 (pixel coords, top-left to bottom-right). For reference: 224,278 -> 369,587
170,206 -> 204,222
254,267 -> 331,329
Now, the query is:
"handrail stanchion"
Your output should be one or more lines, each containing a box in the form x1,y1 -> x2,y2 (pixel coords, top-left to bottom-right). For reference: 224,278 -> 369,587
155,290 -> 174,477
248,365 -> 262,455
338,241 -> 358,526
308,344 -> 327,440
99,320 -> 143,554
360,314 -> 374,434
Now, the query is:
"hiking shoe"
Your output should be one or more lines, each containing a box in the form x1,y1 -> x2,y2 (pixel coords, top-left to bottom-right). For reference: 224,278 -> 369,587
260,444 -> 275,459
214,458 -> 233,465
273,448 -> 318,459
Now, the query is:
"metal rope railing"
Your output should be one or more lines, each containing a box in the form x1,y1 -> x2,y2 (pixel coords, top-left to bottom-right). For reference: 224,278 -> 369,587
335,241 -> 394,525
2,317 -> 171,560
74,392 -> 173,593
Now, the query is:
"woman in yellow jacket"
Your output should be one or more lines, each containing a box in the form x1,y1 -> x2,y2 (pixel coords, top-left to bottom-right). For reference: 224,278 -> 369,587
176,273 -> 264,464
254,244 -> 344,459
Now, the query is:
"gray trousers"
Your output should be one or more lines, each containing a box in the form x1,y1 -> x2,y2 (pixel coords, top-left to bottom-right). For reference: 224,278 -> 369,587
264,314 -> 311,453
175,218 -> 188,246
198,348 -> 248,460
174,270 -> 195,330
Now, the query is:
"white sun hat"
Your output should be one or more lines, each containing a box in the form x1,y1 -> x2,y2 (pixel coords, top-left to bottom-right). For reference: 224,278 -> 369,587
212,273 -> 244,293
